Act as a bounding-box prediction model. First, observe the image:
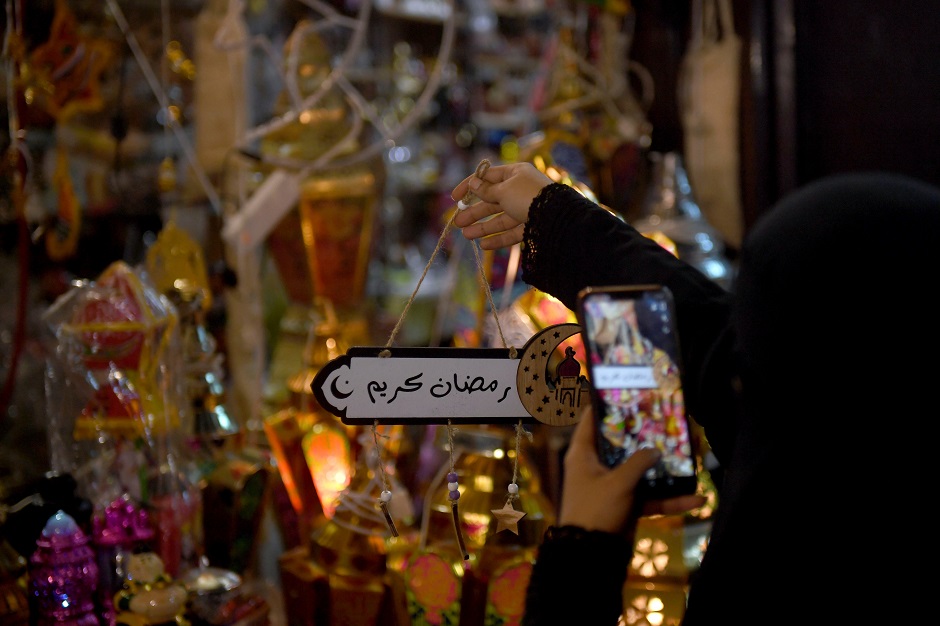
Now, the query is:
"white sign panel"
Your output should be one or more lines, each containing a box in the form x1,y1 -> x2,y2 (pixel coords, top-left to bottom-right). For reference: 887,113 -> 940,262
312,347 -> 533,425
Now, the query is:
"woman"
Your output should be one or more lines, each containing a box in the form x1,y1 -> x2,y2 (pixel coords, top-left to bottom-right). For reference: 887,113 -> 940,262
451,162 -> 940,624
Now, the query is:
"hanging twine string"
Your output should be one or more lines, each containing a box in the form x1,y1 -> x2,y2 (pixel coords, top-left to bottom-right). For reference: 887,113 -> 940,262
461,160 -> 527,519
469,231 -> 517,358
372,419 -> 399,537
378,214 -> 454,353
446,420 -> 469,560
506,420 -> 533,507
373,158 -> 517,546
378,159 -> 515,357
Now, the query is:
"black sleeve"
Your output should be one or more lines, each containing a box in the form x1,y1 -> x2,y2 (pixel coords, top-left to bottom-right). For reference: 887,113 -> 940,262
520,183 -> 740,463
522,526 -> 632,626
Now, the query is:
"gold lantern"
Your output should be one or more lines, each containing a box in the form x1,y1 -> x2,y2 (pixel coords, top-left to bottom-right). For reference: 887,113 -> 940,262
621,429 -> 717,625
146,219 -> 270,575
279,430 -> 415,626
260,21 -> 384,335
402,425 -> 555,626
260,22 -> 381,544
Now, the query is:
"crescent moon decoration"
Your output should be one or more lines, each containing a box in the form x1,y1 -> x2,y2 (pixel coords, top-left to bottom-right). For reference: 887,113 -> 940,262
329,375 -> 353,400
516,323 -> 591,426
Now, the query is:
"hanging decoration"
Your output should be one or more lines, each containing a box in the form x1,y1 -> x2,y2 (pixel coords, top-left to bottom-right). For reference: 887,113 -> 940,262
520,1 -> 653,218
373,421 -> 400,537
11,0 -> 115,260
444,421 -> 468,559
489,422 -> 531,535
17,0 -> 114,125
207,0 -> 457,174
679,0 -> 744,248
311,160 -> 589,558
103,0 -> 223,215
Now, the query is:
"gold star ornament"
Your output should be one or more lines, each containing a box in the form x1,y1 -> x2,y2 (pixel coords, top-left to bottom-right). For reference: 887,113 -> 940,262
491,502 -> 526,534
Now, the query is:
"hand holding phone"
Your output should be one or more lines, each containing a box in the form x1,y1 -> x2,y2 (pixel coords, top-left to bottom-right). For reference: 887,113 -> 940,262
576,285 -> 698,499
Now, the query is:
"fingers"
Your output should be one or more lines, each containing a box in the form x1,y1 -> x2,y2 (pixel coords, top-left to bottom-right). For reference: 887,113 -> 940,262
451,168 -> 503,210
567,404 -> 597,451
451,162 -> 543,213
469,226 -> 525,250
451,161 -> 550,250
453,197 -> 500,227
640,494 -> 707,517
607,447 -> 662,492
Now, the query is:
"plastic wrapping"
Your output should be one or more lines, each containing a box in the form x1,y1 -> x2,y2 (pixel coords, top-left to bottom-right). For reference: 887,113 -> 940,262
41,260 -> 199,576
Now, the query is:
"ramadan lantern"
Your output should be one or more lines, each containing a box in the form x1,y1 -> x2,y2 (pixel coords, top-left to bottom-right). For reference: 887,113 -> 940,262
259,21 -> 384,339
279,430 -> 414,626
260,23 -> 381,541
403,425 -> 555,626
42,260 -> 202,577
43,260 -> 181,443
91,495 -> 155,626
28,511 -> 99,626
145,218 -> 238,441
269,303 -> 355,520
145,219 -> 272,574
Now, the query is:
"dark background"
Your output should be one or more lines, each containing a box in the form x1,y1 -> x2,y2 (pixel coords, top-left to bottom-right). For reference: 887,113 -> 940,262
631,0 -> 940,233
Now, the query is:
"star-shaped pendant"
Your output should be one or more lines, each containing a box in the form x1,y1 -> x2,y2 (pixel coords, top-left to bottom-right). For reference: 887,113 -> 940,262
491,501 -> 526,534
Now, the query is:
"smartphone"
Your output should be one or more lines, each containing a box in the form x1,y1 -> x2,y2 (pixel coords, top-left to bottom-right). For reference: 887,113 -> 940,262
576,284 -> 698,498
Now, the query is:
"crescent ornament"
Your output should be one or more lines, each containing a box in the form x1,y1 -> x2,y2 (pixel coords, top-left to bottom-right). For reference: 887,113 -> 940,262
515,323 -> 591,426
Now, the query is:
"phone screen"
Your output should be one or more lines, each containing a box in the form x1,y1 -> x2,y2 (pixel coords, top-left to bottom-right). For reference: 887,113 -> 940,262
577,285 -> 697,497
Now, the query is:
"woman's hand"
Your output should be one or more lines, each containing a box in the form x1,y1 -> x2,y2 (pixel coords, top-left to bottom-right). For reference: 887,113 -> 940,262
451,162 -> 553,250
559,405 -> 707,535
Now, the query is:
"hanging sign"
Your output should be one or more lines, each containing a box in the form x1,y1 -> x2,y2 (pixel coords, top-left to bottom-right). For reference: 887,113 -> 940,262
311,323 -> 589,426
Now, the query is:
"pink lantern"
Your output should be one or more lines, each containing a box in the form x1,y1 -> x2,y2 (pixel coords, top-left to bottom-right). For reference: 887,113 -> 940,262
28,511 -> 99,626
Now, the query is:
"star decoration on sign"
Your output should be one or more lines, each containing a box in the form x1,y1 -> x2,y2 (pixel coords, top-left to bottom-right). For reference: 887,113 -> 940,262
491,502 -> 526,534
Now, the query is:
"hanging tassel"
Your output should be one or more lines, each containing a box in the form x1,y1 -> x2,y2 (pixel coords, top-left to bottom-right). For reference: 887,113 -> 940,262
446,421 -> 469,560
491,421 -> 530,534
373,421 -> 399,537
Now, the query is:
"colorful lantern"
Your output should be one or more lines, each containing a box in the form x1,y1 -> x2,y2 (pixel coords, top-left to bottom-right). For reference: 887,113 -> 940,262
28,511 -> 99,626
44,260 -> 180,441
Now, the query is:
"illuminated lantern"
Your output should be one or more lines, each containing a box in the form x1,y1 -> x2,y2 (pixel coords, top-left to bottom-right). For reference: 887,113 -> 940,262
621,448 -> 717,625
265,312 -> 354,537
279,432 -> 414,626
405,426 -> 554,626
28,511 -> 99,626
